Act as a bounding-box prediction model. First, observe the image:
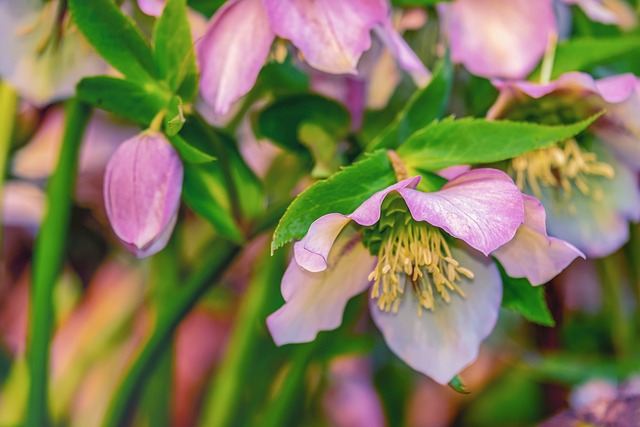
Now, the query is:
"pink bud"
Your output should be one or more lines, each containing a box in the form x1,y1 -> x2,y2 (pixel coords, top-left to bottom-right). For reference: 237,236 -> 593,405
104,131 -> 183,258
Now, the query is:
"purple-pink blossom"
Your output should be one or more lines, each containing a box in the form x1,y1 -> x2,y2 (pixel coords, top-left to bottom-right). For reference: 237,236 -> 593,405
196,0 -> 430,115
267,169 -> 582,383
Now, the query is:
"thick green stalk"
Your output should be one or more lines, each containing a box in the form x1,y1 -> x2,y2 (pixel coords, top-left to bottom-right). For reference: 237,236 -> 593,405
199,248 -> 286,427
0,82 -> 17,246
25,100 -> 91,427
102,238 -> 241,427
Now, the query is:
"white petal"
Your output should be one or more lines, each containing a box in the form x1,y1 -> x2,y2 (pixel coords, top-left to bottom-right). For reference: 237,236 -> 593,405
370,247 -> 502,384
268,237 -> 375,346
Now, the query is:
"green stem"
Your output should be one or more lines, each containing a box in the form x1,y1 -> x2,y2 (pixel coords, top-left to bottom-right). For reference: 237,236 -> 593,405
102,237 -> 241,427
199,247 -> 286,427
596,255 -> 631,358
25,100 -> 91,427
0,82 -> 17,248
260,344 -> 316,427
192,112 -> 242,221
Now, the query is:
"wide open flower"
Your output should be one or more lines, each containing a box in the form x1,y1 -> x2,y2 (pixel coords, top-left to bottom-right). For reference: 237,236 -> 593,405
437,0 -> 556,80
488,72 -> 640,258
104,131 -> 183,258
267,169 -> 581,383
197,0 -> 429,115
0,0 -> 105,106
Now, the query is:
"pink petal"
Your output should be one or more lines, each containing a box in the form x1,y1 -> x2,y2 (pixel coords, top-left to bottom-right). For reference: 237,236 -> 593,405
2,181 -> 45,230
488,72 -> 638,119
439,0 -> 556,79
563,0 -> 637,29
197,0 -> 275,115
267,236 -> 375,346
397,169 -> 525,256
138,0 -> 166,16
373,21 -> 430,87
263,0 -> 388,74
104,132 -> 184,258
294,176 -> 421,273
493,195 -> 584,285
436,165 -> 470,181
370,247 -> 502,384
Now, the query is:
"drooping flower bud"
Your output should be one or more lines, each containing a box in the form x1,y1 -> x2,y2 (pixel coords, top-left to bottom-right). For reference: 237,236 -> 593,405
104,131 -> 183,258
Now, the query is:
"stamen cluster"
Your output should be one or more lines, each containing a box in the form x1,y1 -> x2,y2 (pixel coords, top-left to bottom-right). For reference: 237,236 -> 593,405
511,138 -> 615,206
363,196 -> 473,316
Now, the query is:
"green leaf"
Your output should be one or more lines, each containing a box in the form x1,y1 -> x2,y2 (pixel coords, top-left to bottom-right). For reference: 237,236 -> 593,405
168,134 -> 216,164
153,0 -> 199,99
530,36 -> 640,80
448,375 -> 470,394
369,54 -> 453,151
254,94 -> 350,154
398,113 -> 602,172
182,164 -> 244,243
499,264 -> 555,327
77,76 -> 170,125
69,0 -> 156,83
164,96 -> 186,136
272,150 -> 396,252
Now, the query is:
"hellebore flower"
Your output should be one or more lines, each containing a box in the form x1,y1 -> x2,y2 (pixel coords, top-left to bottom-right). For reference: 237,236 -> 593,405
488,72 -> 640,258
104,131 -> 183,258
267,169 -> 581,383
0,0 -> 105,106
437,0 -> 556,80
197,0 -> 430,115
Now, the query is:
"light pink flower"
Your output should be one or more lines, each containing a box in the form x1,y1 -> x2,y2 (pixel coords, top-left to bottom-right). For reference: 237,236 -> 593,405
104,131 -> 184,258
197,0 -> 429,115
268,169 -> 580,383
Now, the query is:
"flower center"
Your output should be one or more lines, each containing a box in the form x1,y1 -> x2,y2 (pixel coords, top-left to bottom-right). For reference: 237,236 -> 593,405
362,196 -> 473,316
510,139 -> 614,205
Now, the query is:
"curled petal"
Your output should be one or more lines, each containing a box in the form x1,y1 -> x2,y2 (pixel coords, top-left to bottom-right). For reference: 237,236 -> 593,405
493,195 -> 584,285
197,0 -> 275,115
268,236 -> 375,346
564,0 -> 637,29
488,72 -> 638,119
294,176 -> 420,273
398,169 -> 524,256
370,247 -> 502,384
104,132 -> 184,258
438,0 -> 556,79
263,0 -> 388,74
538,141 -> 640,258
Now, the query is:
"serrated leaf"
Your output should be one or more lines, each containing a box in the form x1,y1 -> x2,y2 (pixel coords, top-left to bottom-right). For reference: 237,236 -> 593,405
272,150 -> 396,252
168,134 -> 216,164
499,264 -> 555,327
398,114 -> 601,172
529,36 -> 640,80
254,94 -> 350,154
69,0 -> 156,83
77,76 -> 170,125
153,0 -> 199,99
164,96 -> 186,136
182,164 -> 244,243
369,53 -> 453,151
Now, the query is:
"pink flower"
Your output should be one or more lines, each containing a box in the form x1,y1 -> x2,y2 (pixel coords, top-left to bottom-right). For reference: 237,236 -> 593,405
267,169 -> 581,383
488,72 -> 640,258
104,131 -> 183,258
197,0 -> 429,115
438,0 -> 556,79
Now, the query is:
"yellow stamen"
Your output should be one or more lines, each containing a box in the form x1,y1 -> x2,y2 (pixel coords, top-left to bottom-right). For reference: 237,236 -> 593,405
368,221 -> 471,314
510,139 -> 614,205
